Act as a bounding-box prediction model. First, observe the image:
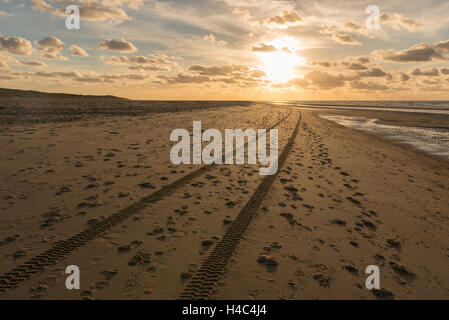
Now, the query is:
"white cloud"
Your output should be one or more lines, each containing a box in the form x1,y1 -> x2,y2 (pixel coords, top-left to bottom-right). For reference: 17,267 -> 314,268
332,33 -> 361,46
380,13 -> 422,31
202,34 -> 228,46
20,60 -> 47,67
35,36 -> 65,54
98,38 -> 138,52
0,35 -> 33,55
264,10 -> 303,28
70,45 -> 89,57
31,0 -> 131,24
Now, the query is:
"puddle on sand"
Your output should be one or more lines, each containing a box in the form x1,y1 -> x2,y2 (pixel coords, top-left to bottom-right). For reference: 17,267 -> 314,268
320,115 -> 449,160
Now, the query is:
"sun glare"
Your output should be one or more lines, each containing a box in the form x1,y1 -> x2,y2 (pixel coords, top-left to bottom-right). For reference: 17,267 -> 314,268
257,36 -> 305,84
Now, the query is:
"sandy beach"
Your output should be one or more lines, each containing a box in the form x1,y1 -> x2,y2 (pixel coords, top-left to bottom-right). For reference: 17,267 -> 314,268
0,100 -> 448,300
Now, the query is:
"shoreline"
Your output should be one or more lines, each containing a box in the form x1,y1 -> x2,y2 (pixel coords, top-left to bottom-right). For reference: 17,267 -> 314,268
315,111 -> 449,163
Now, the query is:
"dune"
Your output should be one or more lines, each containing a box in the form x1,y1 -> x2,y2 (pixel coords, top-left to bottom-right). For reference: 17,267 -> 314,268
0,87 -> 125,100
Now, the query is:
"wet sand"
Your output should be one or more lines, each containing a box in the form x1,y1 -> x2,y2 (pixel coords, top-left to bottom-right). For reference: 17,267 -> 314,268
0,101 -> 448,300
305,108 -> 449,129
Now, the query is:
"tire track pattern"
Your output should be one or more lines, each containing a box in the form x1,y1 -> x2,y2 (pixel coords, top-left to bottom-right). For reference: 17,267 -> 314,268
0,109 -> 292,296
179,112 -> 302,300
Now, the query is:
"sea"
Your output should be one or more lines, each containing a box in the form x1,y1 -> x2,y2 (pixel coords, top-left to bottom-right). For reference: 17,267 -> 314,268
271,101 -> 449,160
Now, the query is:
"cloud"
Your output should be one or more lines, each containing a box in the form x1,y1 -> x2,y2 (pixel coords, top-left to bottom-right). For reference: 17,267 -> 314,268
0,69 -> 34,80
0,35 -> 33,55
79,3 -> 130,24
163,74 -> 210,84
434,40 -> 449,52
128,65 -> 169,72
342,21 -> 366,32
202,34 -> 228,46
34,36 -> 68,60
36,53 -> 69,61
250,69 -> 266,78
121,74 -> 148,80
400,73 -> 410,81
35,71 -> 83,78
358,68 -> 389,78
332,33 -> 361,45
70,45 -> 89,57
421,79 -> 440,85
101,55 -> 143,65
189,65 -> 248,76
350,81 -> 389,91
379,13 -> 422,31
35,36 -> 65,54
305,71 -> 347,88
265,10 -> 303,28
20,60 -> 47,67
341,62 -> 367,70
375,43 -> 446,62
31,0 -> 53,12
322,21 -> 371,45
287,71 -> 348,89
102,73 -> 149,81
126,56 -> 153,64
147,54 -> 179,65
159,63 -> 265,86
338,56 -> 371,70
101,55 -> 175,66
411,68 -> 440,76
189,64 -> 265,85
356,56 -> 371,64
98,38 -> 138,53
252,43 -> 277,52
74,76 -> 111,83
324,12 -> 421,48
33,69 -> 149,84
102,0 -> 144,9
339,21 -> 373,38
310,61 -> 334,68
31,0 -> 131,24
232,8 -> 250,16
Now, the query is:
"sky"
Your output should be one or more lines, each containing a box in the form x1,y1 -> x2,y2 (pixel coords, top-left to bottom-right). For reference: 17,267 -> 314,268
1,0 -> 449,100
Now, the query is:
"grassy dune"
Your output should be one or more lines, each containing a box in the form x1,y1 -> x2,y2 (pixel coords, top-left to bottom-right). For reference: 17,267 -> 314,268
0,87 -> 125,100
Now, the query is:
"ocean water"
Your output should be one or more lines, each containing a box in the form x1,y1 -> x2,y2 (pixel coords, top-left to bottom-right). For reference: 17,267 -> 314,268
320,115 -> 449,160
269,101 -> 449,160
304,105 -> 449,115
271,100 -> 449,111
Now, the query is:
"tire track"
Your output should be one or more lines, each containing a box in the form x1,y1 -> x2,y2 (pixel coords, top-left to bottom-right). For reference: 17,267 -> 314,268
179,112 -> 302,300
0,109 -> 293,296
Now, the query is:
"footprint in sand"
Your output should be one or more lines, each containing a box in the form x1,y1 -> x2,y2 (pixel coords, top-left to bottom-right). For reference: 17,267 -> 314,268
100,269 -> 119,280
389,261 -> 416,281
371,288 -> 394,300
257,254 -> 279,273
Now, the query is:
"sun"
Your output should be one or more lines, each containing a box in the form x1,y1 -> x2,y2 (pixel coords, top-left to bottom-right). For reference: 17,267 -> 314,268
256,36 -> 305,83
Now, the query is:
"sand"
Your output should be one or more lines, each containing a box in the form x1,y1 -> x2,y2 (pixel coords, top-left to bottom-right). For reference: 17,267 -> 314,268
0,100 -> 448,300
